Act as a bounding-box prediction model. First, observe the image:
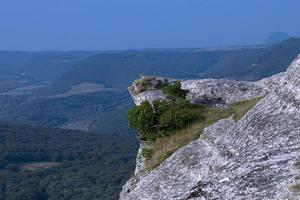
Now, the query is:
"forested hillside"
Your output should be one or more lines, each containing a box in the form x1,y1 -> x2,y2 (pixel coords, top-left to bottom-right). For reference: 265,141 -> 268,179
201,38 -> 300,80
56,51 -> 220,87
0,124 -> 137,200
56,38 -> 300,88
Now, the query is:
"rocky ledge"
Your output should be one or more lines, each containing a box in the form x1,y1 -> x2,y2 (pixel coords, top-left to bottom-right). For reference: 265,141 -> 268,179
121,55 -> 300,200
129,76 -> 268,107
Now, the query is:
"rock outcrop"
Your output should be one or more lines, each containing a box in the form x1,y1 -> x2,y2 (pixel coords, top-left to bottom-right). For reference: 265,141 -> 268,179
129,77 -> 267,107
128,76 -> 173,106
121,55 -> 300,200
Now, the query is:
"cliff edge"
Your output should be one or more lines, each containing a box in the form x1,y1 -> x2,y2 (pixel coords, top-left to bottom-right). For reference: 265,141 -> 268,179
121,55 -> 300,200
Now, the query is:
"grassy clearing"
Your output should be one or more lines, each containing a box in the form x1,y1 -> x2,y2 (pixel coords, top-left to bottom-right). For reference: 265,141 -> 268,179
143,97 -> 262,171
17,162 -> 60,171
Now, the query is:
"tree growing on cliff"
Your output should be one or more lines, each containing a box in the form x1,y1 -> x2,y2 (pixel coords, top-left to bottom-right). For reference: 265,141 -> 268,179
127,81 -> 202,141
127,101 -> 158,139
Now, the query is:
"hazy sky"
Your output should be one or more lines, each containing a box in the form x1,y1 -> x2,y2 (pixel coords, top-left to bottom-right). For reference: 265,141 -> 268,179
1,0 -> 300,51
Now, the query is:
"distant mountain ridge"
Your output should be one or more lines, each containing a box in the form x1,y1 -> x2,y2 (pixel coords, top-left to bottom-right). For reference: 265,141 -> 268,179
1,38 -> 299,87
201,37 -> 300,80
263,32 -> 291,45
55,38 -> 300,89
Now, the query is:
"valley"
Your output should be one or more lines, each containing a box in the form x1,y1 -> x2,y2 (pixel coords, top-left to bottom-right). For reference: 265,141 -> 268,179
0,38 -> 299,199
1,38 -> 300,134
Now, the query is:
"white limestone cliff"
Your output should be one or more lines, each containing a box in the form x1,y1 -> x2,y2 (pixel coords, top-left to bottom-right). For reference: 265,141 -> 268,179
121,55 -> 300,200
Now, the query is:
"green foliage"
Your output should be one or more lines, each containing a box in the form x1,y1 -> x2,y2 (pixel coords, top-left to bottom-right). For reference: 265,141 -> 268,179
156,99 -> 203,132
162,81 -> 188,101
127,101 -> 158,139
127,82 -> 203,142
144,97 -> 261,171
159,107 -> 199,131
0,124 -> 137,200
141,148 -> 153,160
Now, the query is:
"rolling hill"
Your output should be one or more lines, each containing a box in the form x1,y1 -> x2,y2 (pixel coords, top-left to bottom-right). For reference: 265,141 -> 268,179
55,38 -> 300,89
201,38 -> 300,80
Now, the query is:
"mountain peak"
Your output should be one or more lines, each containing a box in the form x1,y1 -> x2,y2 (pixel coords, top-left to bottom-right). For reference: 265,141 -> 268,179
264,32 -> 292,45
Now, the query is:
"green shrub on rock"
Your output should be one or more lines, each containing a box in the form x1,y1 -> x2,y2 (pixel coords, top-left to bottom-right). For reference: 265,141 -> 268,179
127,101 -> 158,139
127,81 -> 204,141
141,148 -> 153,160
159,107 -> 200,131
162,81 -> 188,101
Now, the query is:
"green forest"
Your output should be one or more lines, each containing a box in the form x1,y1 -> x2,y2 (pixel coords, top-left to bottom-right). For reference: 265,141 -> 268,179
0,124 -> 138,200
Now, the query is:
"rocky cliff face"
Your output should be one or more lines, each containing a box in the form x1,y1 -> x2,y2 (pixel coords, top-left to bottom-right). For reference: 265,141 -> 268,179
121,55 -> 300,200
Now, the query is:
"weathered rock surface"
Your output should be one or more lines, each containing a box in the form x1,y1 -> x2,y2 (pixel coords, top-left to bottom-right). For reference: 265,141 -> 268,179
181,79 -> 266,106
129,76 -> 267,107
134,141 -> 151,175
128,76 -> 173,105
121,55 -> 300,200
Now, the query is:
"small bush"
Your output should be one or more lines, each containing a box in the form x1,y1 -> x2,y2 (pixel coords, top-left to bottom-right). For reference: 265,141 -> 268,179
141,148 -> 153,160
127,81 -> 202,141
162,81 -> 188,101
159,107 -> 200,131
127,100 -> 202,141
127,101 -> 158,139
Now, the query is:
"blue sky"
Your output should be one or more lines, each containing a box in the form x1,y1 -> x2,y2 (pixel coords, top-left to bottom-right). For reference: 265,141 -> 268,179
1,0 -> 300,51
